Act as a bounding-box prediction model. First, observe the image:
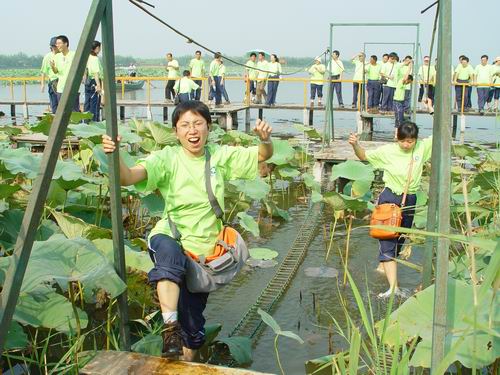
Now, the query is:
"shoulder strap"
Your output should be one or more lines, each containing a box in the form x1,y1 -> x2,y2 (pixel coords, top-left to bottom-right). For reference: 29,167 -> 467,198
205,148 -> 225,221
401,151 -> 415,207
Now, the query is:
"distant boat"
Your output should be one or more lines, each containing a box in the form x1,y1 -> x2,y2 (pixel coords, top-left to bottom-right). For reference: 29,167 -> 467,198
116,80 -> 145,91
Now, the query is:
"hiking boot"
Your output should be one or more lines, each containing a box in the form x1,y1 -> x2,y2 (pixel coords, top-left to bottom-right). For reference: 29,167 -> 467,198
162,321 -> 183,358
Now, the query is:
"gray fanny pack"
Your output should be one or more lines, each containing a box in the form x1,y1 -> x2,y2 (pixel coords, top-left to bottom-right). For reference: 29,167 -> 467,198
167,148 -> 249,293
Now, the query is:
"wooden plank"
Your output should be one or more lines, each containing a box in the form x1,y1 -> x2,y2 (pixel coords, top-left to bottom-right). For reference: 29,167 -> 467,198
79,351 -> 274,375
314,140 -> 390,162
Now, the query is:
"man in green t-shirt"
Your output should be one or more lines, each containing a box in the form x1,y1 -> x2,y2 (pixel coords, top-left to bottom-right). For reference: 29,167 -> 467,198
351,52 -> 366,109
40,36 -> 60,113
165,53 -> 180,101
208,52 -> 223,106
188,50 -> 205,101
244,52 -> 258,103
417,56 -> 436,113
102,101 -> 273,361
474,55 -> 493,114
365,55 -> 382,112
393,73 -> 413,137
327,50 -> 345,108
486,56 -> 500,111
50,35 -> 80,112
255,52 -> 268,104
453,56 -> 475,112
174,70 -> 200,103
380,52 -> 399,113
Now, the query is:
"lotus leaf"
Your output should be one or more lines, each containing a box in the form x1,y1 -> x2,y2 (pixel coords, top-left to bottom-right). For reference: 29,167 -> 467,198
311,190 -> 323,203
0,147 -> 40,179
68,121 -> 141,144
276,165 -> 300,179
4,321 -> 28,350
323,191 -> 367,211
147,121 -> 177,145
51,210 -> 111,241
330,160 -> 375,183
266,139 -> 295,165
230,178 -> 270,201
0,183 -> 20,199
265,201 -> 290,221
131,333 -> 162,356
302,172 -> 321,192
141,193 -> 165,217
236,211 -> 260,237
294,124 -> 322,140
0,125 -> 22,136
92,238 -> 152,274
215,336 -> 252,366
249,247 -> 279,260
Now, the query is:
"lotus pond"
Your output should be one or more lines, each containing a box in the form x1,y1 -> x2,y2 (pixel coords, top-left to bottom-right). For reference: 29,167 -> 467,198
0,112 -> 499,374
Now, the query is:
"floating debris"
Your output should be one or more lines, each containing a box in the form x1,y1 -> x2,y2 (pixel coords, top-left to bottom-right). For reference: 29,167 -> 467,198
246,258 -> 278,268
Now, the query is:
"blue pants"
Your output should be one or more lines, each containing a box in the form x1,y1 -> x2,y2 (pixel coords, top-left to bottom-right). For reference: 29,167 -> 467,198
367,80 -> 381,108
352,82 -> 360,107
56,92 -> 80,112
377,188 -> 417,262
419,84 -> 434,102
467,81 -> 472,108
487,88 -> 500,103
178,93 -> 190,103
148,234 -> 209,350
48,81 -> 59,114
381,86 -> 395,111
477,87 -> 489,110
329,74 -> 344,106
192,80 -> 202,101
455,80 -> 470,111
84,80 -> 101,122
266,75 -> 279,105
249,80 -> 256,95
221,82 -> 230,102
403,90 -> 411,112
394,100 -> 404,127
213,76 -> 222,105
310,83 -> 323,100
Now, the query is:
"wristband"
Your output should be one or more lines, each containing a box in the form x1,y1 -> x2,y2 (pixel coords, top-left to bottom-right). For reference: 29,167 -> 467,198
259,139 -> 272,145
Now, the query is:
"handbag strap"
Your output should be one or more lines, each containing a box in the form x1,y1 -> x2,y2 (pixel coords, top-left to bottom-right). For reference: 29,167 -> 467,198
167,147 -> 225,241
401,150 -> 415,207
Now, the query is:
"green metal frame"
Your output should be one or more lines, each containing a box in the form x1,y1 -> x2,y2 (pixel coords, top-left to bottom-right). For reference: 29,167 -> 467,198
324,22 -> 420,143
0,0 -> 130,354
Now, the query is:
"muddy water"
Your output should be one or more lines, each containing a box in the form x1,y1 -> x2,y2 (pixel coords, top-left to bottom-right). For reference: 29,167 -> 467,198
205,205 -> 423,374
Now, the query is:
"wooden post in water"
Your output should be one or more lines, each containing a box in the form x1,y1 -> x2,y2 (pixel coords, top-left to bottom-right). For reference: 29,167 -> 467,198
163,106 -> 168,123
119,105 -> 125,121
10,104 -> 16,123
452,114 -> 457,138
258,108 -> 263,120
245,108 -> 251,132
309,108 -> 314,125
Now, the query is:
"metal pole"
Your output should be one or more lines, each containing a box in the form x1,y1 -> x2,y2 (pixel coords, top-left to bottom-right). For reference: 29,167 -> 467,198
0,0 -> 107,354
101,0 -> 131,351
411,25 -> 420,122
431,0 -> 452,370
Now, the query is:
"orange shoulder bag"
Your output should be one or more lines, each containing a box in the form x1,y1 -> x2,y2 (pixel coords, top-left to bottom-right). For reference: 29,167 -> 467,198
369,153 -> 414,240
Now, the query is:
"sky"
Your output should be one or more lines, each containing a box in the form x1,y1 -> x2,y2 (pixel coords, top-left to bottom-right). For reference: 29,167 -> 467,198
1,0 -> 499,64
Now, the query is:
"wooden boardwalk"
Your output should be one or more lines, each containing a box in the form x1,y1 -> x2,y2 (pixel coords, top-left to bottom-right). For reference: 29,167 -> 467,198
79,351 -> 274,375
312,140 -> 391,181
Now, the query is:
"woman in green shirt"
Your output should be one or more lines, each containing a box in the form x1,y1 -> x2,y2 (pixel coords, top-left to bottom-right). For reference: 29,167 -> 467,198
349,122 -> 432,298
265,54 -> 282,106
84,41 -> 103,122
102,101 -> 273,361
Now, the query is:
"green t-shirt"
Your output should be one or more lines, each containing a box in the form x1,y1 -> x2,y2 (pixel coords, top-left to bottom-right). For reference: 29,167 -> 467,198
268,62 -> 282,75
328,59 -> 344,75
219,64 -> 227,77
136,144 -> 258,256
245,60 -> 258,80
393,79 -> 406,101
365,63 -> 382,80
174,77 -> 200,94
257,60 -> 269,79
308,63 -> 326,85
166,59 -> 180,78
474,64 -> 493,84
399,64 -> 412,89
86,55 -> 103,79
386,62 -> 400,88
454,64 -> 474,81
209,60 -> 221,77
366,137 -> 432,195
418,65 -> 436,84
54,50 -> 76,93
352,60 -> 365,81
40,51 -> 59,82
189,58 -> 205,78
493,65 -> 500,84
